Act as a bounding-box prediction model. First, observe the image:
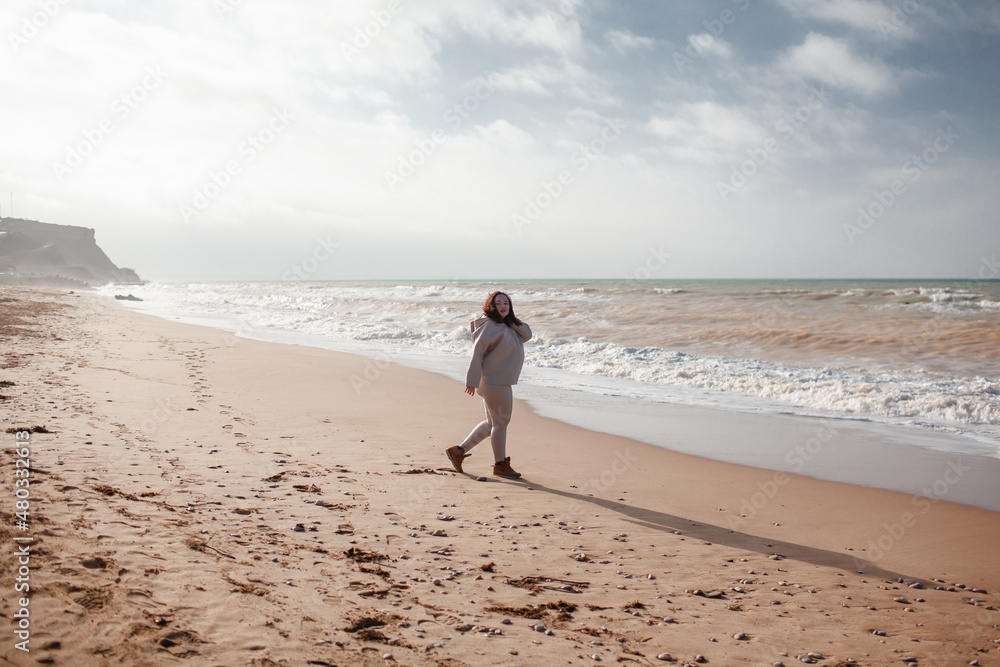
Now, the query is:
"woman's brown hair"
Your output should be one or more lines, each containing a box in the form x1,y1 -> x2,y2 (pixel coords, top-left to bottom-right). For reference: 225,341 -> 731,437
483,291 -> 522,327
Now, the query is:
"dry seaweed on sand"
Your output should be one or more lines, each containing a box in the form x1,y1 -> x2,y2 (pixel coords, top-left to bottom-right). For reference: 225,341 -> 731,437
344,547 -> 389,563
484,600 -> 577,621
358,564 -> 392,579
343,613 -> 401,636
94,484 -> 140,500
93,484 -> 180,512
5,425 -> 53,434
504,575 -> 590,592
221,573 -> 267,596
185,537 -> 235,560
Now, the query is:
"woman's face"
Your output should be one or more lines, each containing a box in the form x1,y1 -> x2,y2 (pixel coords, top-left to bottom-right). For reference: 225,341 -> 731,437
493,294 -> 510,319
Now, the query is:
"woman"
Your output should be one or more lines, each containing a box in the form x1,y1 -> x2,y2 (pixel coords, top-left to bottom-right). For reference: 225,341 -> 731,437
447,291 -> 532,478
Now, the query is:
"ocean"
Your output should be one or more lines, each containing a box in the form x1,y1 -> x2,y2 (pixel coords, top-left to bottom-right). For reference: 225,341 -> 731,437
101,279 -> 1000,471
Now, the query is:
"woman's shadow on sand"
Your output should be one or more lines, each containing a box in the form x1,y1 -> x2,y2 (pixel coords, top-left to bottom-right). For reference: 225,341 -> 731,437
492,474 -> 931,586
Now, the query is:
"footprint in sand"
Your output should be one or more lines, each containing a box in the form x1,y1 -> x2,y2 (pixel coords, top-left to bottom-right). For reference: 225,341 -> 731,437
81,556 -> 110,569
156,629 -> 204,657
71,587 -> 113,611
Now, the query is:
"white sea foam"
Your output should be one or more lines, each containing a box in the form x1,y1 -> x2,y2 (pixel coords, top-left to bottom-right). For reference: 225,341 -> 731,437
100,279 -> 1000,455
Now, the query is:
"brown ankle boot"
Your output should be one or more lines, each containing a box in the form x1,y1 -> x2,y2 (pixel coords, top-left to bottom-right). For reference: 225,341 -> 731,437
492,456 -> 521,478
446,446 -> 467,473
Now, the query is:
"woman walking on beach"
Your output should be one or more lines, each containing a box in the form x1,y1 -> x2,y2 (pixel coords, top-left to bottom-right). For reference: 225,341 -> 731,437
447,291 -> 531,478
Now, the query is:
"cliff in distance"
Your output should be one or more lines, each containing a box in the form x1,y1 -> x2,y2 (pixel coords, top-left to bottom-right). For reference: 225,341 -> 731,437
0,218 -> 142,287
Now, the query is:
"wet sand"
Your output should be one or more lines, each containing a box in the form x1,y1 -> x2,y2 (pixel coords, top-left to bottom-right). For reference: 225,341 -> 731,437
1,286 -> 998,666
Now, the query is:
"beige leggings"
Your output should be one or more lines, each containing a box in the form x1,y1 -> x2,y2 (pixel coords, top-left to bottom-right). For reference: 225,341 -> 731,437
459,383 -> 513,462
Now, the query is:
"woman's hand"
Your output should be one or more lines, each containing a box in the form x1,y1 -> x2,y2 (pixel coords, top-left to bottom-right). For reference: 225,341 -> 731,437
464,385 -> 476,396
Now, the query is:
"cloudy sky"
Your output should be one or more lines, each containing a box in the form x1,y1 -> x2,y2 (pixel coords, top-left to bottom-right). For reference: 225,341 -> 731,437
2,0 -> 999,281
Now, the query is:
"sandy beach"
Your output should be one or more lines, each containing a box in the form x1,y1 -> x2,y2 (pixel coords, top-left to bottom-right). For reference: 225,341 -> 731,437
1,286 -> 998,667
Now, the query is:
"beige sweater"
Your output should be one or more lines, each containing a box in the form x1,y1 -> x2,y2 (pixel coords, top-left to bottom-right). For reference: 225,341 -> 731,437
465,316 -> 532,387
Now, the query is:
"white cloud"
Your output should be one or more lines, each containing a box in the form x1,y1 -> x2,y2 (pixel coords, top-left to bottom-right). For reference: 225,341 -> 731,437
225,3 -> 444,85
448,1 -> 584,56
490,60 -> 617,105
565,107 -> 621,133
775,0 -> 919,41
648,102 -> 766,164
780,32 -> 897,97
686,33 -> 733,60
0,1 -> 991,280
314,82 -> 394,108
490,64 -> 554,95
605,28 -> 655,53
475,119 -> 536,152
926,4 -> 1000,38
